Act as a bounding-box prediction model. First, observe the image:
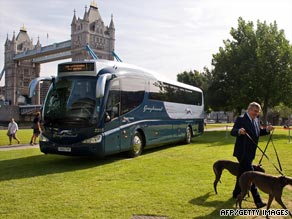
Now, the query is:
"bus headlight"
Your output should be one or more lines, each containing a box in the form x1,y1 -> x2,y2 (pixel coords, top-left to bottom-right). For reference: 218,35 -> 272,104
82,135 -> 102,144
39,133 -> 49,142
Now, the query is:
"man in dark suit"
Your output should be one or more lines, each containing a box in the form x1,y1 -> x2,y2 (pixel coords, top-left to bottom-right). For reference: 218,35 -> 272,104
231,102 -> 274,208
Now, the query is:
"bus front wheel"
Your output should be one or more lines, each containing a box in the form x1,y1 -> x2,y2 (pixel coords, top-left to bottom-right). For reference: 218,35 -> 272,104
128,131 -> 144,157
185,126 -> 192,144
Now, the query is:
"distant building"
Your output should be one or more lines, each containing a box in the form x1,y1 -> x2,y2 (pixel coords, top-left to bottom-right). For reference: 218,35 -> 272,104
0,86 -> 4,98
40,81 -> 50,105
207,111 -> 234,123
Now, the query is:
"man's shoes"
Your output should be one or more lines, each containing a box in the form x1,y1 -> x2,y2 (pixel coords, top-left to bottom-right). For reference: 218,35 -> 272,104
256,202 -> 266,208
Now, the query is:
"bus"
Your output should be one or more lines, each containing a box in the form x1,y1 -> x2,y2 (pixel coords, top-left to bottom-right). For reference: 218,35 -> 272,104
29,59 -> 204,157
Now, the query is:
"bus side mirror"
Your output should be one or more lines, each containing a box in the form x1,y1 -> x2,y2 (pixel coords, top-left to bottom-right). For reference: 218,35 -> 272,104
29,76 -> 54,98
96,73 -> 112,98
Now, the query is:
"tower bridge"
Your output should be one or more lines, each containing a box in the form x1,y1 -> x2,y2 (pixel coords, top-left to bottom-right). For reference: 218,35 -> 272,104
13,40 -> 72,63
0,2 -> 115,122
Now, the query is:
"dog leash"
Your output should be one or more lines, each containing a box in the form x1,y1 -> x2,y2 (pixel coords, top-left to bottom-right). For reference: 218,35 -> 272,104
271,134 -> 283,172
258,129 -> 274,164
245,132 -> 284,176
258,129 -> 283,172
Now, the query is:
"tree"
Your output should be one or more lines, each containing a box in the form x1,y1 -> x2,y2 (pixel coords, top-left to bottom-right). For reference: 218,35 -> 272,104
271,103 -> 292,124
177,70 -> 206,89
209,17 -> 292,124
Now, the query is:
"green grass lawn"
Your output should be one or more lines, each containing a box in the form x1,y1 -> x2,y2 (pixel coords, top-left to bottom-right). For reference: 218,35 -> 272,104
0,129 -> 33,146
0,130 -> 291,219
206,123 -> 234,128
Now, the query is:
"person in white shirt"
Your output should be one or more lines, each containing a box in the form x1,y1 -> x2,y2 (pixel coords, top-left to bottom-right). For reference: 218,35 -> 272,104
7,118 -> 20,145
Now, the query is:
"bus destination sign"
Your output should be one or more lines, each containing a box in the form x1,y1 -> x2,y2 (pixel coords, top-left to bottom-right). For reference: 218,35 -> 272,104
58,63 -> 95,72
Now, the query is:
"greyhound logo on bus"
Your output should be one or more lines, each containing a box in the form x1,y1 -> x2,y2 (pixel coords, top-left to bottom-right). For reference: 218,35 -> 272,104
55,130 -> 77,138
143,105 -> 163,113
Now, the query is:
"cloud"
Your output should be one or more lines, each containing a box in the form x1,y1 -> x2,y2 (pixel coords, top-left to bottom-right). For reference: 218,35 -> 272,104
0,0 -> 291,87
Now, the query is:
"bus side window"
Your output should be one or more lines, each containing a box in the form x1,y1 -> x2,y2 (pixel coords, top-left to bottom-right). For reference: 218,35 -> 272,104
120,78 -> 145,115
106,80 -> 120,121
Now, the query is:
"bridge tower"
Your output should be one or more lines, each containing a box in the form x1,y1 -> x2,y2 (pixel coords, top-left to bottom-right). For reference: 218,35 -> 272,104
4,26 -> 41,106
71,2 -> 115,61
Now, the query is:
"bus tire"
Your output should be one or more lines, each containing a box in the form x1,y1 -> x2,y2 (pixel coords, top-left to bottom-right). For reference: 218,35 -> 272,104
128,131 -> 144,157
185,126 -> 192,144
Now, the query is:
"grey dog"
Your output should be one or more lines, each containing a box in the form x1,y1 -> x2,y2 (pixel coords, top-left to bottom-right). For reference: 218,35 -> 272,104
213,160 -> 265,194
236,171 -> 292,218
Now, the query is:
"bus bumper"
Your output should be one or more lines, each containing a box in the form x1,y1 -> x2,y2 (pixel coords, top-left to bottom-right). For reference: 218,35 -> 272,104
39,141 -> 105,157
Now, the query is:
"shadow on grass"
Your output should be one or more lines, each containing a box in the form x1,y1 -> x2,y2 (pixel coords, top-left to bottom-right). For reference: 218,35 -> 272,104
0,144 -> 181,182
189,192 -> 236,219
0,153 -> 126,182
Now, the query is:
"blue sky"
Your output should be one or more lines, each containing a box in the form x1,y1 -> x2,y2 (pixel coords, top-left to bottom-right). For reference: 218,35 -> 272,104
0,0 -> 291,86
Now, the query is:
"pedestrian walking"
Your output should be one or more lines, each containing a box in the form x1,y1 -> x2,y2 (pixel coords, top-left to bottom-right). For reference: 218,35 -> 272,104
7,118 -> 20,145
30,112 -> 42,145
231,102 -> 274,208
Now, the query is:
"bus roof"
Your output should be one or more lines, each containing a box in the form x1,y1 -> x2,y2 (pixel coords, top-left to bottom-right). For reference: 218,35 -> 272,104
58,59 -> 203,93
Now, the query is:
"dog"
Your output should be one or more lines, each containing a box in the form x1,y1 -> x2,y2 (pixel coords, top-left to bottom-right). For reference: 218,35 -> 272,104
213,160 -> 265,194
236,171 -> 292,218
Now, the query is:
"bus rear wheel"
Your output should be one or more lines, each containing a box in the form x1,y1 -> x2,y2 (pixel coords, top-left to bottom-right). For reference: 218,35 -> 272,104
185,126 -> 192,144
128,131 -> 144,157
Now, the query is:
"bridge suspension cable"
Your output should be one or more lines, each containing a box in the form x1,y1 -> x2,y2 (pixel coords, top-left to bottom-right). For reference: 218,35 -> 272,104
86,44 -> 98,60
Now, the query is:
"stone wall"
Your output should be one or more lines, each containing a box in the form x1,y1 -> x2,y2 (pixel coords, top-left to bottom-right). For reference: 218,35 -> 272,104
0,105 -> 19,122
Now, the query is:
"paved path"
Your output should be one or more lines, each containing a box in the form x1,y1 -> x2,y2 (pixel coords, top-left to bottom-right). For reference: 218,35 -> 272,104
0,144 -> 39,151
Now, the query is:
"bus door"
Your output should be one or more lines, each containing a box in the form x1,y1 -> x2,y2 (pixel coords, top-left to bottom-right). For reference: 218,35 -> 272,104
119,77 -> 146,151
104,79 -> 121,154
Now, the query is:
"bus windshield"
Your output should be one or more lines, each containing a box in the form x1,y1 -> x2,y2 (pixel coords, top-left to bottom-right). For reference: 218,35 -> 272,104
43,76 -> 100,128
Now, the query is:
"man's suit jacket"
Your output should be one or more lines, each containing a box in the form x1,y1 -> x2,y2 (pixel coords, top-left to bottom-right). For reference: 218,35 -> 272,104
231,113 -> 269,162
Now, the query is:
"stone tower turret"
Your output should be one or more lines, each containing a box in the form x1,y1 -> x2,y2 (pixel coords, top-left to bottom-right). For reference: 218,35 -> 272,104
108,14 -> 115,55
4,26 -> 41,105
71,2 -> 115,61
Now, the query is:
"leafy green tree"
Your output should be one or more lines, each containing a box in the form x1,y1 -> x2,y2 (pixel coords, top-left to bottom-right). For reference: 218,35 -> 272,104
271,103 -> 292,120
209,17 -> 292,124
177,70 -> 206,89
